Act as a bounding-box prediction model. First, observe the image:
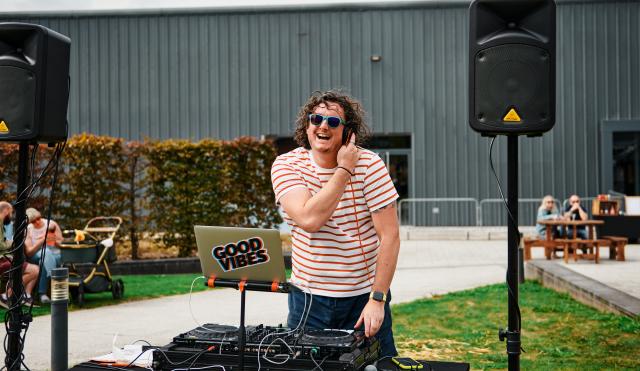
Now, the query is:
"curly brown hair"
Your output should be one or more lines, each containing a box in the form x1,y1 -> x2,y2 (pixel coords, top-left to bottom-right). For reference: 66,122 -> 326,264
294,90 -> 371,149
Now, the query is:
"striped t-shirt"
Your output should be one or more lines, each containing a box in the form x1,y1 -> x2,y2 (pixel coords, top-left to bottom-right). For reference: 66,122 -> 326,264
271,147 -> 399,297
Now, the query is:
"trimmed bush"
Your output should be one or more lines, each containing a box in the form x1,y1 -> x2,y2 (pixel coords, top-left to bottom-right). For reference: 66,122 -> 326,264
143,137 -> 281,257
0,143 -> 57,211
57,134 -> 130,229
1,135 -> 281,258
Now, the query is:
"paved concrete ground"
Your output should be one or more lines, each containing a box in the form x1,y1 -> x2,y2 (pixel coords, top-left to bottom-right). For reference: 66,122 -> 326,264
3,239 -> 638,370
560,246 -> 640,299
526,242 -> 640,300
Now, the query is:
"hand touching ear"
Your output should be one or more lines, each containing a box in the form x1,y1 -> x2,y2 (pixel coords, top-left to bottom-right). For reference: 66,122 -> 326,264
337,133 -> 359,174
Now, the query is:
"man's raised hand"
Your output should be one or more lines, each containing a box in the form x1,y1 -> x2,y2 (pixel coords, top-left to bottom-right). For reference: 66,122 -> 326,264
337,132 -> 359,174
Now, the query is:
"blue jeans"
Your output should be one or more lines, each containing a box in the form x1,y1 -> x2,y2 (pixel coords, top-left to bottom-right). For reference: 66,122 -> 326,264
29,247 -> 62,295
287,285 -> 398,358
567,227 -> 588,240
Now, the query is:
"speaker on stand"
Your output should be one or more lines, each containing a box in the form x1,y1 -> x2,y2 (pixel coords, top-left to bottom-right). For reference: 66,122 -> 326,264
0,22 -> 70,371
0,22 -> 70,143
468,2 -> 556,371
469,0 -> 555,137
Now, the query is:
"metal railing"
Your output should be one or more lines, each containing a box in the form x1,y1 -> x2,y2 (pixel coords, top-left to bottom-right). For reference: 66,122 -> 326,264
397,194 -> 626,226
398,198 -> 480,226
479,198 -> 560,226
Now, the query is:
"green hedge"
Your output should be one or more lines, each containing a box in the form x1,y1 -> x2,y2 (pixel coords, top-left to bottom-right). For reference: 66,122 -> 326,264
0,135 -> 281,258
57,134 -> 130,230
0,144 -> 56,211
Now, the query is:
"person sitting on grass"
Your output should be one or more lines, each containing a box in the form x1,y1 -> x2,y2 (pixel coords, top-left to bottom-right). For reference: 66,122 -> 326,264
0,201 -> 39,308
24,207 -> 63,304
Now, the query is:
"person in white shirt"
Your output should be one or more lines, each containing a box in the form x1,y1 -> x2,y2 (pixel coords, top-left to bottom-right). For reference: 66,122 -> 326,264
271,90 -> 400,357
0,201 -> 39,307
24,208 -> 63,304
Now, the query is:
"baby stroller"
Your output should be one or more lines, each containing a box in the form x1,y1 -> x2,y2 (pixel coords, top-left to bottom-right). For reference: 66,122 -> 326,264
59,217 -> 124,306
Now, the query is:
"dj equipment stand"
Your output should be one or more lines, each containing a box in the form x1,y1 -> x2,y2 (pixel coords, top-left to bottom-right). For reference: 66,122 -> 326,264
498,136 -> 521,370
6,143 -> 30,371
205,277 -> 289,371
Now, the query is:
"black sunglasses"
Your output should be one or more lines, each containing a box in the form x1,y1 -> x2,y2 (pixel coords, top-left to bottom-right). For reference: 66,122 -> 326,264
308,113 -> 345,128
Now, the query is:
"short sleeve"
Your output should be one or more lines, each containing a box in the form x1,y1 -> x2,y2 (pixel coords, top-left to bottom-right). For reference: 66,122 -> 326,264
362,154 -> 399,211
271,156 -> 307,204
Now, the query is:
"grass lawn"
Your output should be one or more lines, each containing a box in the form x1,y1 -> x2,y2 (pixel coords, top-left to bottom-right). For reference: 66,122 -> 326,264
1,273 -> 209,317
393,281 -> 640,370
1,270 -> 293,317
2,277 -> 638,369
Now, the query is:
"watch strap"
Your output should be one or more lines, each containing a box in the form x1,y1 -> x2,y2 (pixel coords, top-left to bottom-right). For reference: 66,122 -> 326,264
369,291 -> 387,302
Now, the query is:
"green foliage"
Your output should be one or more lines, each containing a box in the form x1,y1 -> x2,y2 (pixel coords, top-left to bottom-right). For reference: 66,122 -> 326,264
6,277 -> 637,371
143,137 -> 281,257
221,137 -> 282,227
0,144 -> 57,211
0,274 -> 209,316
56,134 -> 130,229
1,135 -> 280,259
392,281 -> 640,370
123,141 -> 147,259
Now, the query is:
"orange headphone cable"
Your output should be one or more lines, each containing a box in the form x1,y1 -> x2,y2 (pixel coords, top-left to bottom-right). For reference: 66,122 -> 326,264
348,176 -> 374,286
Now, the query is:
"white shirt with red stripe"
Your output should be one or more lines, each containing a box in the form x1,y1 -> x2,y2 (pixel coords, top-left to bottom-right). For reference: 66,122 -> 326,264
271,147 -> 399,297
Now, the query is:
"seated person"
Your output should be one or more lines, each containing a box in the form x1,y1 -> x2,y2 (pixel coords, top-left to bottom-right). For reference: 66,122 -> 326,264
24,208 -> 63,304
563,194 -> 589,239
536,195 -> 564,238
0,201 -> 39,308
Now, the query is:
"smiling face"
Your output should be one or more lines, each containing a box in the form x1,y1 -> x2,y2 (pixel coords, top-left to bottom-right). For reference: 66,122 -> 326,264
305,102 -> 346,155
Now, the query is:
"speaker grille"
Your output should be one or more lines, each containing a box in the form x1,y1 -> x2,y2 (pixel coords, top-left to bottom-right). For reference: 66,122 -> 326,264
0,65 -> 36,138
474,44 -> 551,128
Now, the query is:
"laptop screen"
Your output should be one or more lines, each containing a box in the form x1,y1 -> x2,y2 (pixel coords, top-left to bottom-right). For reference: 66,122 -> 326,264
194,225 -> 286,283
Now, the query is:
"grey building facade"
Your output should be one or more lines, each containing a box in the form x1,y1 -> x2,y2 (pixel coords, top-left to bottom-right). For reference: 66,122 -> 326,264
2,0 -> 639,225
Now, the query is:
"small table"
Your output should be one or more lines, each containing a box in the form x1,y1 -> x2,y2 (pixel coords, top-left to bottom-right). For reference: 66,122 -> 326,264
537,219 -> 604,263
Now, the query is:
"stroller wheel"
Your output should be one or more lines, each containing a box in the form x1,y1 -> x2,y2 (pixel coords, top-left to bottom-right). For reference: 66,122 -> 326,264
112,279 -> 125,299
72,283 -> 85,307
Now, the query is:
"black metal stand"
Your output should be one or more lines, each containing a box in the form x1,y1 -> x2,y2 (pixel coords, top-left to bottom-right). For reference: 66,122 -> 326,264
498,135 -> 521,371
6,143 -> 31,371
205,277 -> 289,371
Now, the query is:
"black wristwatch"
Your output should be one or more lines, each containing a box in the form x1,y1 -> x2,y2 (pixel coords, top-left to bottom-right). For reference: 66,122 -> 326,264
369,291 -> 387,302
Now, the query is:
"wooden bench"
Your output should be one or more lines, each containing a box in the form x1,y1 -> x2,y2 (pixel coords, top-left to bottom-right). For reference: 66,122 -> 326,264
599,236 -> 628,261
553,238 -> 606,264
523,236 -> 544,260
523,236 -> 565,260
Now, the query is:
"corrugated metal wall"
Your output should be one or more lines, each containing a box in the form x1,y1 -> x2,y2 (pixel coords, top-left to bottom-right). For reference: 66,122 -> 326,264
2,0 -> 639,225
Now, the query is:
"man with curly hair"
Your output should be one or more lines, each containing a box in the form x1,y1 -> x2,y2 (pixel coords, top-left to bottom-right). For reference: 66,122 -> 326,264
271,90 -> 400,357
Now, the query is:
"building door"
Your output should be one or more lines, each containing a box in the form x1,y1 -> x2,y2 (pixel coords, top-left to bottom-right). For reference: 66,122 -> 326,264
368,134 -> 411,202
368,135 -> 412,228
269,133 -> 412,199
601,121 -> 640,196
374,150 -> 411,200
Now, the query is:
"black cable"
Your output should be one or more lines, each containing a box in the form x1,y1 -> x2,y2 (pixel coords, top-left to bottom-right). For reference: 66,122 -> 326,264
184,347 -> 212,371
1,140 -> 67,371
28,140 -> 66,315
488,137 -> 522,334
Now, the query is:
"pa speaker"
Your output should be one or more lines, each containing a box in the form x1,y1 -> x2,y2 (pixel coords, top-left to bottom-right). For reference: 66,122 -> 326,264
469,0 -> 555,136
0,23 -> 70,143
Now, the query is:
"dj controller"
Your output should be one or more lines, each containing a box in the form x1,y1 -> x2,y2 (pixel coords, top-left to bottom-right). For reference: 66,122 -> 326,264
152,323 -> 380,370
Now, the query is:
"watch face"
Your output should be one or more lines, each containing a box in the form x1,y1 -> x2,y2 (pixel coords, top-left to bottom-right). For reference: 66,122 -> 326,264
372,291 -> 384,301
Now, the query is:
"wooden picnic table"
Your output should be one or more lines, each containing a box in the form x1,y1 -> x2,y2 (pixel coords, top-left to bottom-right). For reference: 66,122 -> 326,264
537,219 -> 604,263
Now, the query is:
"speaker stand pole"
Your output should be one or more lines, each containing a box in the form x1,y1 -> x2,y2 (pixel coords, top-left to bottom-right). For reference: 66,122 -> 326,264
7,142 -> 30,371
498,135 -> 521,370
